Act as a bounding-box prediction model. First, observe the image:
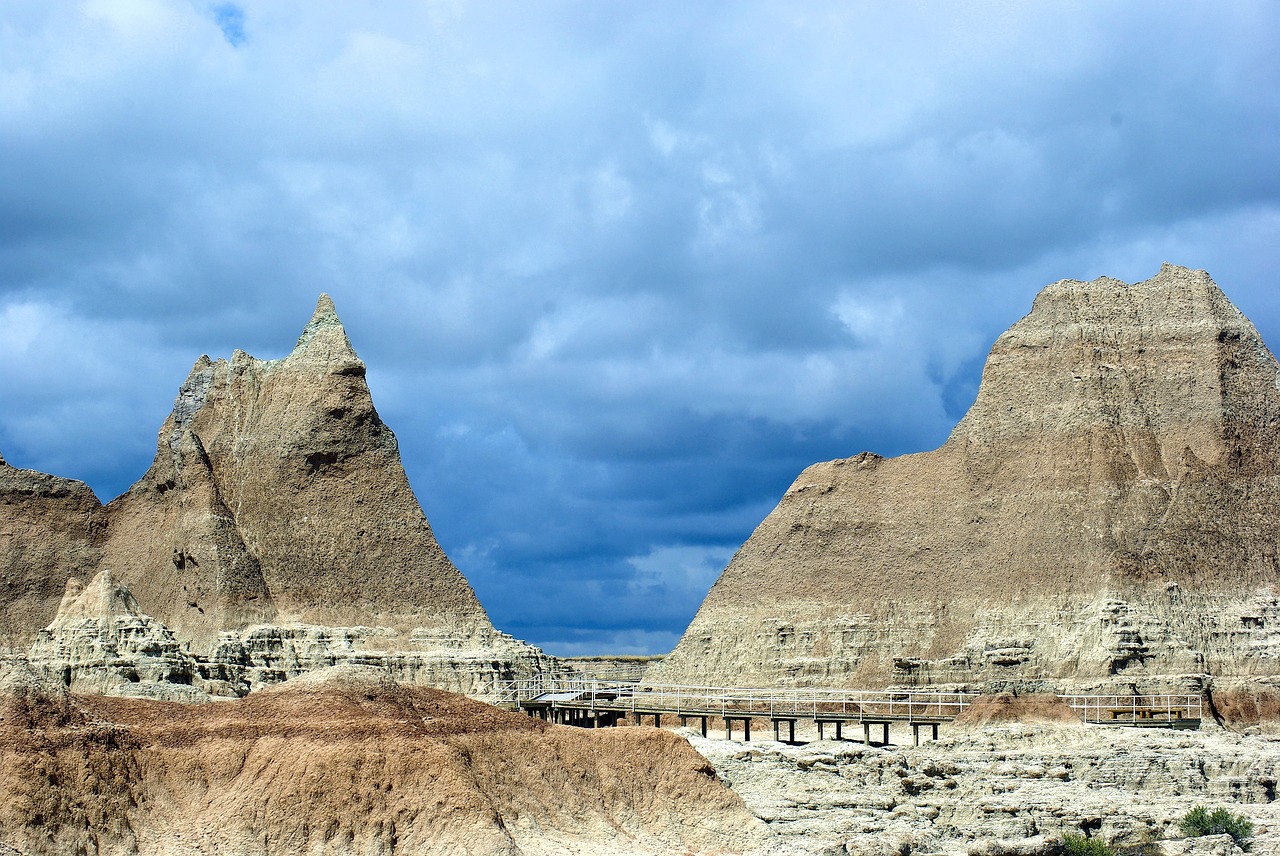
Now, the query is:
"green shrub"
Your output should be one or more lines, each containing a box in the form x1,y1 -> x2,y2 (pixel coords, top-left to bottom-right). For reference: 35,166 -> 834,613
1180,805 -> 1254,851
1063,832 -> 1116,856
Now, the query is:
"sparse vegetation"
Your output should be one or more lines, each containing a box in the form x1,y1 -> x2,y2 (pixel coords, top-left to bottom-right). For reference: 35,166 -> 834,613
1062,833 -> 1116,856
1180,805 -> 1254,851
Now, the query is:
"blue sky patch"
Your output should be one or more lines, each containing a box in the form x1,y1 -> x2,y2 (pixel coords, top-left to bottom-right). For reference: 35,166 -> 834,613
212,3 -> 245,47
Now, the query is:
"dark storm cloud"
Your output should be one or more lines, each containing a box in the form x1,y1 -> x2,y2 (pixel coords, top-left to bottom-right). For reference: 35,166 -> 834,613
2,1 -> 1279,654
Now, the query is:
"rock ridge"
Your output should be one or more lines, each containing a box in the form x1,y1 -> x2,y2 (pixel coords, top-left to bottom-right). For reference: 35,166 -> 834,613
653,265 -> 1280,692
0,454 -> 102,650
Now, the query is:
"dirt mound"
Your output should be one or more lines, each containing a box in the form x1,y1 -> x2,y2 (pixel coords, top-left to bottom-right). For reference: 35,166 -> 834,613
952,693 -> 1083,728
0,671 -> 765,855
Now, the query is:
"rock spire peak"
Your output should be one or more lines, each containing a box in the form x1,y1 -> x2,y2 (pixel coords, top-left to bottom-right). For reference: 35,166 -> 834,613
310,293 -> 339,326
290,293 -> 359,365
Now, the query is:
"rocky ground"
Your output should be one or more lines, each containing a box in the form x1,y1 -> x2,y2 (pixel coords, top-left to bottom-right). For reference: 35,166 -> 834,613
4,652 -> 1276,855
686,720 -> 1280,855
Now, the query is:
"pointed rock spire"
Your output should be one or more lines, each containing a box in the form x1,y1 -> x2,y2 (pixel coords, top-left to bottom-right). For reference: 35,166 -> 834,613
288,293 -> 363,373
302,293 -> 340,336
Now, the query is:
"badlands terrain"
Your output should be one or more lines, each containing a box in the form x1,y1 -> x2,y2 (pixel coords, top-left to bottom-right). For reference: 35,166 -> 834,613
2,656 -> 1275,855
1,295 -> 560,698
694,716 -> 1280,855
655,264 -> 1280,700
0,661 -> 766,856
1,266 -> 1278,854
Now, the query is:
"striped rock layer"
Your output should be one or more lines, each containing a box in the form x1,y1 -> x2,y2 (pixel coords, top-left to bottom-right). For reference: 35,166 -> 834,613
3,296 -> 554,694
653,265 -> 1280,693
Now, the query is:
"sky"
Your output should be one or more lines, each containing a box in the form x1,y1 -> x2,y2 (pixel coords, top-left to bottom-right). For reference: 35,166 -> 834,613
2,1 -> 1279,656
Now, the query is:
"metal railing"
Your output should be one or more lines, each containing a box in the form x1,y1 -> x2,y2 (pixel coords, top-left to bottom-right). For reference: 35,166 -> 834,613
491,678 -> 971,722
486,678 -> 1203,726
1061,693 -> 1202,723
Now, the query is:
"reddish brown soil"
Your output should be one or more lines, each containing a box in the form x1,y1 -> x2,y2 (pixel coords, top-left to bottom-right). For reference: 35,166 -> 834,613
0,672 -> 763,856
953,693 -> 1083,728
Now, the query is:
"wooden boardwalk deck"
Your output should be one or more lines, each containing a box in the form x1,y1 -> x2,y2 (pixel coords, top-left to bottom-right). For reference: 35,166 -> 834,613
484,679 -> 1202,744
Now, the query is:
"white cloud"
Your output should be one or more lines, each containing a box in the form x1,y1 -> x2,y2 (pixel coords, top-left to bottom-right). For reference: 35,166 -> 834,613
832,293 -> 904,344
1,0 -> 1278,654
627,544 -> 734,600
0,302 -> 44,355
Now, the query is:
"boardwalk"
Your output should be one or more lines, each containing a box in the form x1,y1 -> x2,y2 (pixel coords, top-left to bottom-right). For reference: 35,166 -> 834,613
486,679 -> 1203,745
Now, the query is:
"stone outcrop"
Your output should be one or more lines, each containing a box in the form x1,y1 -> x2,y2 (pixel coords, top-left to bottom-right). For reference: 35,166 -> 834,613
25,570 -> 560,699
26,571 -> 204,700
204,622 -> 563,698
3,295 -> 558,694
691,723 -> 1278,855
0,663 -> 767,856
0,453 -> 102,649
101,295 -> 491,649
654,265 -> 1280,692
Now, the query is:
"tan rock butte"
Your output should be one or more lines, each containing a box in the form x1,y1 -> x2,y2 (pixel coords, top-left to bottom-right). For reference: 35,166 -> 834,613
653,264 -> 1280,697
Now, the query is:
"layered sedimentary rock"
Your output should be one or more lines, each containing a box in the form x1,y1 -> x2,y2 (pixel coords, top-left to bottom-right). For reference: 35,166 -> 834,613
101,295 -> 490,647
27,569 -> 555,699
692,722 -> 1280,854
204,622 -> 561,698
4,296 -> 557,693
654,265 -> 1280,691
26,571 -> 203,700
0,663 -> 766,856
0,452 -> 101,649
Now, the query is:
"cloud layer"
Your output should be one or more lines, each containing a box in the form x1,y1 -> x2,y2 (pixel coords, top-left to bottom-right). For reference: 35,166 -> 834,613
3,1 -> 1279,654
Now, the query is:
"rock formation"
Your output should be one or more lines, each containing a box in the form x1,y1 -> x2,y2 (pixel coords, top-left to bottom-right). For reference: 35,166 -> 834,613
24,568 -> 555,699
0,453 -> 101,649
653,265 -> 1280,693
691,722 -> 1279,854
0,663 -> 767,856
26,571 -> 204,700
101,295 -> 490,648
3,296 -> 558,695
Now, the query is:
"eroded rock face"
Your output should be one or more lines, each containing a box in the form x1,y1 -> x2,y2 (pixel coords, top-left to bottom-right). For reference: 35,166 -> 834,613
26,571 -> 204,700
102,295 -> 491,649
5,295 -> 556,693
205,622 -> 563,697
654,265 -> 1280,691
0,664 -> 767,856
692,724 -> 1279,855
0,453 -> 102,649
24,570 -> 559,700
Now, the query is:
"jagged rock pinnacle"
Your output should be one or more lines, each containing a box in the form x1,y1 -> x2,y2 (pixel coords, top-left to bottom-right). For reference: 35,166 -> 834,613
93,288 -> 491,652
51,569 -> 142,623
290,293 -> 359,366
